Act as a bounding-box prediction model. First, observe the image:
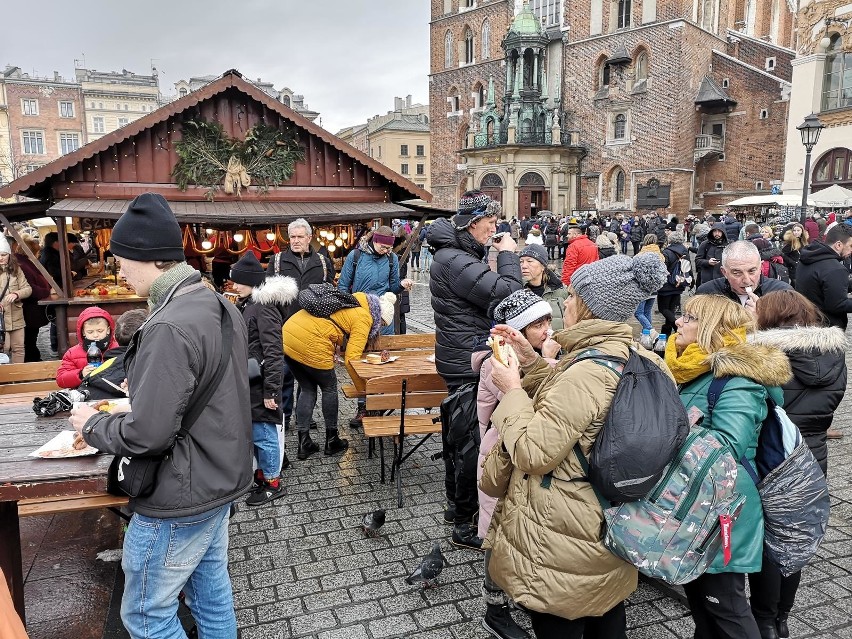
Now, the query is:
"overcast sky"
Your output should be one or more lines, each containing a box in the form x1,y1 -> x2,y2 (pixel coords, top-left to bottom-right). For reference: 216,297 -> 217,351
3,0 -> 431,134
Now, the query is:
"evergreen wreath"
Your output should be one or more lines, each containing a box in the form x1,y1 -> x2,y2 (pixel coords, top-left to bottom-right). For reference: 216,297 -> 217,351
172,118 -> 306,200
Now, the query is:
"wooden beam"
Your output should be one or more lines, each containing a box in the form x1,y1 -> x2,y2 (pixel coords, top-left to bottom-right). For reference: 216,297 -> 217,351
53,183 -> 391,202
0,213 -> 65,298
55,216 -> 73,298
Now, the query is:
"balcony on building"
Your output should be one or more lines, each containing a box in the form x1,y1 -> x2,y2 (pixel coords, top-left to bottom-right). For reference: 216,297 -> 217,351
693,76 -> 735,162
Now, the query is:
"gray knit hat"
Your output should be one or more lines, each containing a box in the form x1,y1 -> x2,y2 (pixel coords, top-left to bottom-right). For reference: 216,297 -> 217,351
493,289 -> 553,330
571,253 -> 667,322
518,243 -> 548,268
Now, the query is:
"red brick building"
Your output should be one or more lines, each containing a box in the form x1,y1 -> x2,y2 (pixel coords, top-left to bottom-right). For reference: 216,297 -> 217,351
430,0 -> 796,217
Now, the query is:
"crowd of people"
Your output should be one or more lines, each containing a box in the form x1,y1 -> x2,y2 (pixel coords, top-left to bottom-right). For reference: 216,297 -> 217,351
0,189 -> 847,639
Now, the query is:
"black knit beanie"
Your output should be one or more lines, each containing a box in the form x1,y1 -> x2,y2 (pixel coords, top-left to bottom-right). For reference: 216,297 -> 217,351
229,251 -> 265,287
110,193 -> 185,261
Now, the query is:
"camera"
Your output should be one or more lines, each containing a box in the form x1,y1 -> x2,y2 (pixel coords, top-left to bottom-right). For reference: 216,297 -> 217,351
33,389 -> 90,417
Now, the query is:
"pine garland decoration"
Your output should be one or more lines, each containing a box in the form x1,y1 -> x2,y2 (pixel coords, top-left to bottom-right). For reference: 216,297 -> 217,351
172,119 -> 305,200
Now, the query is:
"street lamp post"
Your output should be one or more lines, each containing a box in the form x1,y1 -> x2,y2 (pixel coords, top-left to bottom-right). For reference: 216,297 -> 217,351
797,113 -> 825,226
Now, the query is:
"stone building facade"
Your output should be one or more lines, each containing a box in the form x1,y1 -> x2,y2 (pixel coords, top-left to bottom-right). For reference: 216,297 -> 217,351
430,0 -> 795,217
75,67 -> 161,142
782,0 -> 852,200
0,66 -> 85,185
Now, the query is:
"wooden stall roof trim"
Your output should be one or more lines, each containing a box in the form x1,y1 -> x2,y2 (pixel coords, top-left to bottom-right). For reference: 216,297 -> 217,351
49,198 -> 414,225
0,69 -> 431,204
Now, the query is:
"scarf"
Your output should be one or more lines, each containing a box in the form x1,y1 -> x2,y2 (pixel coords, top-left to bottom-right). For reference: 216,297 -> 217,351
147,262 -> 197,309
665,327 -> 747,385
365,293 -> 383,340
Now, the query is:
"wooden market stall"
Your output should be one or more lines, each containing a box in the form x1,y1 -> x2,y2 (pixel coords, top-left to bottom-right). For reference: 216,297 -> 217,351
0,69 -> 431,354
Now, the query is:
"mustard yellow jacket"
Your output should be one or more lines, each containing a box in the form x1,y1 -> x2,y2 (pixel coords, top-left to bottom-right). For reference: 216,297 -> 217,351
283,292 -> 375,370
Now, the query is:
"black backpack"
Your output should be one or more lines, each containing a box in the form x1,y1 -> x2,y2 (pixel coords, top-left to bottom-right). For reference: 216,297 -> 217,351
567,348 -> 690,502
768,261 -> 790,283
297,283 -> 360,318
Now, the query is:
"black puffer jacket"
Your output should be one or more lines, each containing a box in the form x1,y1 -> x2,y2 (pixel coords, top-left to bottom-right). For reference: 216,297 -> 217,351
657,243 -> 688,296
237,276 -> 298,423
427,218 -> 523,385
266,248 -> 334,320
750,326 -> 847,473
694,223 -> 727,284
796,241 -> 852,330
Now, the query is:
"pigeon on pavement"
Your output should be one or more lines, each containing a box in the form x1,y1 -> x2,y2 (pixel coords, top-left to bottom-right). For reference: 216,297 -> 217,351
361,508 -> 386,538
405,542 -> 446,588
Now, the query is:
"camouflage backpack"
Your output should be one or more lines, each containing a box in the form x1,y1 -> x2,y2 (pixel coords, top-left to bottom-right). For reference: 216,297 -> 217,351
578,427 -> 746,585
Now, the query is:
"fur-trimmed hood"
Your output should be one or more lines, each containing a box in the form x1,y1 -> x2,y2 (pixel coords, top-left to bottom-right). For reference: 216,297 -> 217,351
749,326 -> 847,354
750,326 -> 847,388
250,275 -> 298,306
706,342 -> 792,387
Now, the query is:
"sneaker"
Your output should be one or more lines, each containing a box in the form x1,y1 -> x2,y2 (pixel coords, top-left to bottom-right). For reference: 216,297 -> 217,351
443,502 -> 456,525
245,481 -> 285,506
451,522 -> 484,552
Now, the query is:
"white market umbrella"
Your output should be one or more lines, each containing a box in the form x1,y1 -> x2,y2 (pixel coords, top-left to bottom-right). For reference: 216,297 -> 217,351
810,184 -> 852,208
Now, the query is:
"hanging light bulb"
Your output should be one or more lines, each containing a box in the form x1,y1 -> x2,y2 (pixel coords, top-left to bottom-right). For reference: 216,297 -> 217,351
266,231 -> 275,241
201,240 -> 213,250
340,231 -> 348,241
319,230 -> 328,239
327,244 -> 336,253
205,228 -> 214,235
327,233 -> 336,242
233,232 -> 244,243
335,238 -> 343,247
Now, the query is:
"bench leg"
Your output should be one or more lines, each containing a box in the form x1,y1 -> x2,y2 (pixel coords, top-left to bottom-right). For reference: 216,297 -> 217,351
0,501 -> 25,625
378,437 -> 385,484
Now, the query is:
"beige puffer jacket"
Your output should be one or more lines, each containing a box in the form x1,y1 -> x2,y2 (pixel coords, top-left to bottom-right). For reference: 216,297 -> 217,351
483,319 -> 671,620
0,269 -> 32,331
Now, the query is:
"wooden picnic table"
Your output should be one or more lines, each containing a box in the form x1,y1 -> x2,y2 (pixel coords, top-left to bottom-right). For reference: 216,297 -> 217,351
0,396 -> 115,624
345,348 -> 438,394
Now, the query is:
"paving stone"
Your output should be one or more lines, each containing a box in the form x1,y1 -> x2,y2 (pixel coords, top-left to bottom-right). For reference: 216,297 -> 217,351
288,610 -> 338,636
317,626 -> 370,639
368,612 -> 419,638
333,600 -> 384,625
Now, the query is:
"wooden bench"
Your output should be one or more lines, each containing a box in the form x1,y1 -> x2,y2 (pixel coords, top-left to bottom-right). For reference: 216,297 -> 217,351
362,372 -> 447,507
18,493 -> 129,518
0,361 -> 61,396
374,333 -> 435,351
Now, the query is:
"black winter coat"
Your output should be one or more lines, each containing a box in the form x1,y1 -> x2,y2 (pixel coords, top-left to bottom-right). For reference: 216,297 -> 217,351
237,276 -> 298,423
723,216 -> 742,242
648,216 -> 667,242
751,326 -> 847,473
266,248 -> 334,320
629,221 -> 646,243
427,218 -> 523,385
796,241 -> 852,330
696,273 -> 791,302
694,223 -> 727,284
781,244 -> 803,285
657,243 -> 688,296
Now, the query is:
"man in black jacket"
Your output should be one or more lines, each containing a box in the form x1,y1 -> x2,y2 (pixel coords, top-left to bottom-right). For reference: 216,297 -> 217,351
70,193 -> 252,638
427,191 -> 522,552
796,224 -> 852,330
696,241 -> 791,312
267,218 -> 334,429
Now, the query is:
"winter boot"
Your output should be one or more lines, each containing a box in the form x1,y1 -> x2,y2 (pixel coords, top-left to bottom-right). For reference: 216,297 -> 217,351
283,415 -> 291,432
297,431 -> 319,460
451,522 -> 484,552
324,430 -> 349,456
443,501 -> 456,525
756,618 -> 779,639
776,614 -> 790,639
349,404 -> 367,429
280,452 -> 291,472
482,604 -> 529,639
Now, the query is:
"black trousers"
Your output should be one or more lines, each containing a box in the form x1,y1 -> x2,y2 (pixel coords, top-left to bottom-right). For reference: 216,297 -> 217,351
527,602 -> 627,639
23,323 -> 43,362
631,240 -> 641,256
442,382 -> 479,524
683,572 -> 761,639
749,555 -> 802,622
547,244 -> 557,260
657,293 -> 681,336
285,356 -> 338,434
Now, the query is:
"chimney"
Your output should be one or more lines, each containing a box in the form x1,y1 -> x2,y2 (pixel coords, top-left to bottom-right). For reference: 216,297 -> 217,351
54,71 -> 60,81
394,97 -> 403,112
406,94 -> 412,108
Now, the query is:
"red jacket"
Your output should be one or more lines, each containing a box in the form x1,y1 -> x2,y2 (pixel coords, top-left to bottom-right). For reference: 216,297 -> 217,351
561,235 -> 599,285
56,306 -> 118,388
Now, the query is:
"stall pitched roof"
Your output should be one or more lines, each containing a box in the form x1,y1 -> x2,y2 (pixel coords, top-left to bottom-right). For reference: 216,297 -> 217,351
0,69 -> 431,203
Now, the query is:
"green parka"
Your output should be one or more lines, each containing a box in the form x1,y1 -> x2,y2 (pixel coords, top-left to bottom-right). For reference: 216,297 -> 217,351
677,342 -> 791,573
482,319 -> 672,620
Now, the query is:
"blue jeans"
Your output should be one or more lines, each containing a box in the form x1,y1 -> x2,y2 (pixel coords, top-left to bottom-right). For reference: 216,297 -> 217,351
252,422 -> 281,479
635,298 -> 655,331
420,248 -> 431,271
121,503 -> 236,639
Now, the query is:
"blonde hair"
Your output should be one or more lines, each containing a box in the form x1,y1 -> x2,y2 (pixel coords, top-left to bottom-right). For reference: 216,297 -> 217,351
683,295 -> 752,353
567,287 -> 596,322
783,224 -> 809,252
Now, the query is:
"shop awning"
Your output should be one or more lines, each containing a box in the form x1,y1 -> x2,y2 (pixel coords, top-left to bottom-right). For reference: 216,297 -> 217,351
726,194 -> 815,207
48,199 -> 416,225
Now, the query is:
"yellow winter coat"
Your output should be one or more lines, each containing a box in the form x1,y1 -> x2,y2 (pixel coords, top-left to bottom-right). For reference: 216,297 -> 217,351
283,292 -> 376,370
0,269 -> 32,331
482,319 -> 673,620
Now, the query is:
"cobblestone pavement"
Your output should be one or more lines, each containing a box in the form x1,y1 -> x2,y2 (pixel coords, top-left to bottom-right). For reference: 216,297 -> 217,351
222,265 -> 852,639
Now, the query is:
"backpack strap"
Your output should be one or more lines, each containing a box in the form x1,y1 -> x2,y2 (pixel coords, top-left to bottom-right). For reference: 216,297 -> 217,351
572,442 -> 612,512
706,375 -> 760,485
347,248 -> 362,293
570,348 -> 626,378
320,253 -> 328,282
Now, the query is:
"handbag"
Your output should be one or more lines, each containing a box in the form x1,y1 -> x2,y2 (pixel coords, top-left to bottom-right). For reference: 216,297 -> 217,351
248,357 -> 263,381
108,291 -> 235,498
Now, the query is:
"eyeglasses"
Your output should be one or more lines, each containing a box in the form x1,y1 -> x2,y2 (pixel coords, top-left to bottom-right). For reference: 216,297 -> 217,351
375,244 -> 393,252
680,313 -> 699,324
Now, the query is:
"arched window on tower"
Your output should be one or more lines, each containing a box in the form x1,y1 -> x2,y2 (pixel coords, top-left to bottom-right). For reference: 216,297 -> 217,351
617,0 -> 631,28
465,27 -> 474,64
613,168 -> 626,202
282,94 -> 291,108
445,30 -> 453,69
614,113 -> 627,139
597,59 -> 611,90
822,34 -> 852,111
635,51 -> 648,83
481,19 -> 490,60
